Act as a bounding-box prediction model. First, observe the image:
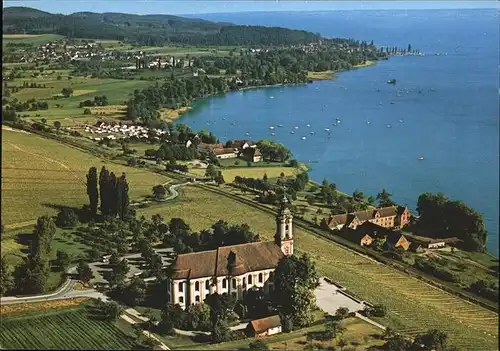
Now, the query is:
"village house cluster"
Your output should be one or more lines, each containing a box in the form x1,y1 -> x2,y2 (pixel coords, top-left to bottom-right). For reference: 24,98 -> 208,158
322,205 -> 451,252
197,139 -> 263,163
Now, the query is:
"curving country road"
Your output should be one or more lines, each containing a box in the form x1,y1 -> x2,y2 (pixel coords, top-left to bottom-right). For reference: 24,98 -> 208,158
130,181 -> 190,208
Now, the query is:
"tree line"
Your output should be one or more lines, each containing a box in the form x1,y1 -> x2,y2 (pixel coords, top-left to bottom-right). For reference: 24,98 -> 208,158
125,42 -> 385,124
4,8 -> 325,47
86,166 -> 130,220
416,192 -> 487,252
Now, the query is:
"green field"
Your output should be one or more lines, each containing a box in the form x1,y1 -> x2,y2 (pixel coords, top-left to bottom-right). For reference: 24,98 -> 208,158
2,34 -> 64,47
189,165 -> 298,180
1,128 -> 170,228
139,184 -> 499,350
0,307 -> 137,349
8,71 -> 152,125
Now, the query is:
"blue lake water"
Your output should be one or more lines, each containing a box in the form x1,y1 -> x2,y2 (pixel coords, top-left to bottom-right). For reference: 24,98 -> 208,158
179,9 -> 499,255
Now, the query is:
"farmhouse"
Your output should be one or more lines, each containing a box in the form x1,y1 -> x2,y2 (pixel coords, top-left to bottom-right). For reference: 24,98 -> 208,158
213,147 -> 238,159
383,231 -> 411,251
411,238 -> 448,249
166,196 -> 294,309
409,242 -> 425,253
247,315 -> 282,337
226,139 -> 253,150
240,147 -> 263,163
324,205 -> 410,231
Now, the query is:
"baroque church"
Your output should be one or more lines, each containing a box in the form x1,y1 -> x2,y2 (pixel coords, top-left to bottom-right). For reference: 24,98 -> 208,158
166,196 -> 294,308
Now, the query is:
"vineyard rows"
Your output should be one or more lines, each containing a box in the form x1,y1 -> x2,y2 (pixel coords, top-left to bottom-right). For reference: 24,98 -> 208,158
0,308 -> 136,350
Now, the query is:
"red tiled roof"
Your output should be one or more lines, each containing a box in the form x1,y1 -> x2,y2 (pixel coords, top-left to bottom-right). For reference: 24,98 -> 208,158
327,206 -> 404,228
250,315 -> 282,334
171,241 -> 284,280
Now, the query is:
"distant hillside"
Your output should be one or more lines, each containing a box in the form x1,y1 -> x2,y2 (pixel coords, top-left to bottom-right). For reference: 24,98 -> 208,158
3,7 -> 323,46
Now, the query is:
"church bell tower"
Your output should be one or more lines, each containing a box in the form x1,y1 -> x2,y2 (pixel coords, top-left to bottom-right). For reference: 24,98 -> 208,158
275,194 -> 294,256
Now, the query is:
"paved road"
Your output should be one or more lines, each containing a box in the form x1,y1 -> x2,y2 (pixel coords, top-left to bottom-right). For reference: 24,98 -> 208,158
0,280 -> 108,305
120,313 -> 170,350
130,182 -> 190,208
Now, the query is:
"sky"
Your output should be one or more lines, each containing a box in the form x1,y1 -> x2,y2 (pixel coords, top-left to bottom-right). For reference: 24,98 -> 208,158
3,1 -> 498,15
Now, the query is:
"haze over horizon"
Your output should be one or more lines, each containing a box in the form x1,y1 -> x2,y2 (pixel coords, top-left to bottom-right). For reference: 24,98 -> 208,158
3,0 -> 498,16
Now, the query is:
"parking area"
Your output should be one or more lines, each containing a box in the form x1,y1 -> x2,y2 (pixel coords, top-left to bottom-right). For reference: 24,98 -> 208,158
314,277 -> 365,314
88,248 -> 175,285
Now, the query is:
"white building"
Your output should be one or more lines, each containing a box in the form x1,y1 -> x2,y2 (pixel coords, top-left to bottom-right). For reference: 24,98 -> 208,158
167,197 -> 294,308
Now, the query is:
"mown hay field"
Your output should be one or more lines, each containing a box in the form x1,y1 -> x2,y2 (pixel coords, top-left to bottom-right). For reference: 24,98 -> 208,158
141,185 -> 499,350
189,166 -> 298,180
0,307 -> 136,350
1,129 -> 170,227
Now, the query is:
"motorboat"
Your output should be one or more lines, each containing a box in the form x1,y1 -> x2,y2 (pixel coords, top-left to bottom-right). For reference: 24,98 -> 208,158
290,131 -> 295,134
418,156 -> 424,160
301,136 -> 307,140
270,133 -> 276,136
269,126 -> 275,130
306,124 -> 311,127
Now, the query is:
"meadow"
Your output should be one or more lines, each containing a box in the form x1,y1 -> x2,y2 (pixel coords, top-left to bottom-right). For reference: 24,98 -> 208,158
9,69 -> 153,125
0,306 -> 137,350
140,184 -> 499,350
1,128 -> 170,228
2,34 -> 64,47
178,316 -> 384,350
188,165 -> 298,181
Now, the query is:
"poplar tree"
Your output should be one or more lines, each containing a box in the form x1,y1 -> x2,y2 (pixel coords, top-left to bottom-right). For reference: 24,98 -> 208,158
86,167 -> 99,215
116,173 -> 130,220
31,215 -> 57,258
99,167 -> 110,215
109,172 -> 118,217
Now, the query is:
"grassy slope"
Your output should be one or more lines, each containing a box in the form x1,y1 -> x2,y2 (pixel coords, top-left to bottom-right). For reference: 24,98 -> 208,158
0,307 -> 137,349
1,128 -> 170,227
189,166 -> 298,180
138,185 -> 498,350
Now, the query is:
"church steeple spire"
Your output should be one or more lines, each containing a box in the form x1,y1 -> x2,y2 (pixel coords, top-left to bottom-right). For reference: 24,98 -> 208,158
275,190 -> 294,256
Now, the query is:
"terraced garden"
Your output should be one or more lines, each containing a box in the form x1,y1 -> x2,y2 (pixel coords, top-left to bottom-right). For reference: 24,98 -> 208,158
0,307 -> 137,349
144,184 -> 498,350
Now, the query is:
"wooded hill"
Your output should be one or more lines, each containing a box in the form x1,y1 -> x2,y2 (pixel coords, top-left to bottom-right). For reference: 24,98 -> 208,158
3,7 -> 323,46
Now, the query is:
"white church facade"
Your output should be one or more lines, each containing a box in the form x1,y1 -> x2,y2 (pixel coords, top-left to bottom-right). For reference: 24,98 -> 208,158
166,196 -> 294,308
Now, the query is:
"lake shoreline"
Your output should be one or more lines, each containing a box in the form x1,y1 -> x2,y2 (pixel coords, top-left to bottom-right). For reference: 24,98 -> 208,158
170,60 -> 379,122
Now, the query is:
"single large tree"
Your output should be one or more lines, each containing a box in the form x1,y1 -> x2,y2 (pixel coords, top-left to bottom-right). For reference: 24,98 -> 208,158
99,167 -> 111,215
14,255 -> 50,294
376,188 -> 395,207
109,172 -> 118,217
86,167 -> 99,215
77,260 -> 93,283
116,173 -> 129,220
272,253 -> 318,329
31,215 -> 57,258
205,292 -> 233,344
0,256 -> 15,296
